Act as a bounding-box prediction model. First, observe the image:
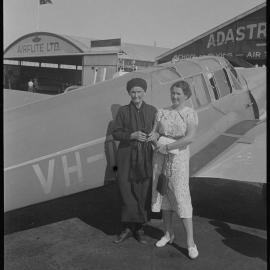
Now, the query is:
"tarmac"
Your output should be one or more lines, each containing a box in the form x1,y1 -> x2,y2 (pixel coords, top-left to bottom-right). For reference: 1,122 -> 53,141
4,178 -> 267,270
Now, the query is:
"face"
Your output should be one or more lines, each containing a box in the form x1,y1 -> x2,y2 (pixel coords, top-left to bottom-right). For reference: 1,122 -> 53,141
170,86 -> 187,106
129,86 -> 145,104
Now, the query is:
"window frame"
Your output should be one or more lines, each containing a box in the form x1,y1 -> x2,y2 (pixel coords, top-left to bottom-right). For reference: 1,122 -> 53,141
224,59 -> 243,90
152,67 -> 182,84
212,68 -> 233,98
208,76 -> 220,100
185,73 -> 212,109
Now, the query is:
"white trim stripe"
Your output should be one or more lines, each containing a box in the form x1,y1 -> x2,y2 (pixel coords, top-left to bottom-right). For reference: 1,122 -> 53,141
87,153 -> 105,164
4,137 -> 106,172
256,43 -> 266,47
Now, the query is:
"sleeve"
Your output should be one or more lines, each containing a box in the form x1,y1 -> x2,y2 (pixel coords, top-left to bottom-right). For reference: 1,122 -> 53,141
151,109 -> 162,133
186,108 -> 198,126
153,106 -> 158,121
112,108 -> 131,142
155,109 -> 163,123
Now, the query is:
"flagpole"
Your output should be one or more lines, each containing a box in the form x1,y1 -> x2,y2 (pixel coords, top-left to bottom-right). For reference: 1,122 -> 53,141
37,0 -> 40,32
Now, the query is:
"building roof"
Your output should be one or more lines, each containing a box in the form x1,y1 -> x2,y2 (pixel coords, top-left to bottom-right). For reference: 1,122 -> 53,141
4,32 -> 169,62
119,43 -> 169,62
156,2 -> 266,61
61,34 -> 169,62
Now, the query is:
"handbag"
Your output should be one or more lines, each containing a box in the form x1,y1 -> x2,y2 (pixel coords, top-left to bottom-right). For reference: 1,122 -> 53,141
157,136 -> 179,154
156,155 -> 171,195
156,173 -> 168,196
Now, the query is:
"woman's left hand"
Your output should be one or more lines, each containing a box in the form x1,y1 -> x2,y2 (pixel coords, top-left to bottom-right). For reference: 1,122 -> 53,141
158,144 -> 168,154
147,131 -> 159,143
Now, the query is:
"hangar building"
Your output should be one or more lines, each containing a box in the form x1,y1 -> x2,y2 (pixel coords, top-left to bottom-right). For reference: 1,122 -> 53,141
156,2 -> 266,67
4,32 -> 168,94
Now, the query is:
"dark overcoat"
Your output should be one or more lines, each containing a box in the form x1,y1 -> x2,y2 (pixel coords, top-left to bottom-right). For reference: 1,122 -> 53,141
112,101 -> 157,223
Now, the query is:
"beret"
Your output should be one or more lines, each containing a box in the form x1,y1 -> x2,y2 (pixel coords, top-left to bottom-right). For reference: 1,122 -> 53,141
126,78 -> 147,92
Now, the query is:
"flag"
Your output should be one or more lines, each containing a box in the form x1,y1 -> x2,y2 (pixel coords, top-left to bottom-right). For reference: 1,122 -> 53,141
40,0 -> 53,5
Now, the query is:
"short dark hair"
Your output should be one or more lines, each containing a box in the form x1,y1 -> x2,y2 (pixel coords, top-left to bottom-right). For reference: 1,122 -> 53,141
170,80 -> 192,99
126,78 -> 147,92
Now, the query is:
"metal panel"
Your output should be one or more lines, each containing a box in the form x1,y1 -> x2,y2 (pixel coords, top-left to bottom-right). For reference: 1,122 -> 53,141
83,54 -> 118,66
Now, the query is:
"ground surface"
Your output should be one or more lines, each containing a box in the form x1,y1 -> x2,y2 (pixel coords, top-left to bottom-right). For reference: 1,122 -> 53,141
4,180 -> 267,270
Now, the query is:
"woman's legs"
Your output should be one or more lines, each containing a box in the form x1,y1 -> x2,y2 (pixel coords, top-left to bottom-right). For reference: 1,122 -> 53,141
162,210 -> 174,238
181,217 -> 199,258
181,217 -> 195,247
156,210 -> 174,247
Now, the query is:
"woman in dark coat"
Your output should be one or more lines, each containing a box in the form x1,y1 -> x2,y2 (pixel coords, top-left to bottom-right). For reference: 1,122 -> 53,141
112,78 -> 157,244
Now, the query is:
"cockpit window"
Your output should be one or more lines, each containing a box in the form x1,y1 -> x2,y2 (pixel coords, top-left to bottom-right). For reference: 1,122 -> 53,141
186,74 -> 211,109
229,71 -> 242,90
224,59 -> 242,90
227,61 -> 238,78
153,67 -> 181,83
209,77 -> 219,100
213,69 -> 232,98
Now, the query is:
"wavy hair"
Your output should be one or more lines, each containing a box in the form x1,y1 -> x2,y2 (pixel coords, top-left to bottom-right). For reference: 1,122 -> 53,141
170,80 -> 192,99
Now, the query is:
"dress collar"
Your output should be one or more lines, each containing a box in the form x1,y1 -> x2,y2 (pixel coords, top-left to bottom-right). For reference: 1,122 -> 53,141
130,100 -> 145,110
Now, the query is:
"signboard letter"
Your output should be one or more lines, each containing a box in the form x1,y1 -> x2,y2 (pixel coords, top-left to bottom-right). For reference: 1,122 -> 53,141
207,34 -> 216,48
236,26 -> 245,41
257,22 -> 266,39
246,24 -> 257,39
62,151 -> 83,187
33,159 -> 55,194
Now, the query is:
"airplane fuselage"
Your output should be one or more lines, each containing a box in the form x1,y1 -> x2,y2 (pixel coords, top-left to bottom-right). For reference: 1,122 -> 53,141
4,56 -> 266,212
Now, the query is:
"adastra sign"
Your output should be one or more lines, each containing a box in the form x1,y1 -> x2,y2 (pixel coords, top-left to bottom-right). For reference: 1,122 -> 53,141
4,34 -> 81,58
157,7 -> 266,64
207,22 -> 266,48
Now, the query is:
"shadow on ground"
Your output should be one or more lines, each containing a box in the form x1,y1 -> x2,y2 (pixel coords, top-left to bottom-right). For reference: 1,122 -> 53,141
4,177 -> 266,235
4,183 -> 121,235
190,177 -> 266,230
209,220 -> 267,262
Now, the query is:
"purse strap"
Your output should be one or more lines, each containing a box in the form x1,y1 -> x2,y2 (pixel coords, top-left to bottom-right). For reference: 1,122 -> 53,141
177,111 -> 184,122
160,110 -> 184,178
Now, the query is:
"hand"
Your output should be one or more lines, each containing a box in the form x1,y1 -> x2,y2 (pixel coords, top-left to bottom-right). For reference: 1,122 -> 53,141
155,141 -> 163,149
178,145 -> 188,151
130,131 -> 147,142
146,131 -> 159,143
158,144 -> 168,154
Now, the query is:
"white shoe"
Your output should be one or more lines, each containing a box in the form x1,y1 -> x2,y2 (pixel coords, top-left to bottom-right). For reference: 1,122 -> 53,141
155,234 -> 175,247
188,244 -> 199,259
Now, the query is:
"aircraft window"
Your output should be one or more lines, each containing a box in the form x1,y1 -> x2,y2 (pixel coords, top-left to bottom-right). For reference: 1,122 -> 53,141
229,64 -> 238,78
228,70 -> 242,90
213,69 -> 232,98
224,59 -> 238,78
223,69 -> 233,93
224,60 -> 242,90
185,78 -> 199,108
154,67 -> 181,83
209,77 -> 220,100
186,74 -> 211,108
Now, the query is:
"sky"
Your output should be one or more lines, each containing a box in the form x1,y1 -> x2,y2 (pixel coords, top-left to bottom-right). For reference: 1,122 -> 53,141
4,0 -> 265,50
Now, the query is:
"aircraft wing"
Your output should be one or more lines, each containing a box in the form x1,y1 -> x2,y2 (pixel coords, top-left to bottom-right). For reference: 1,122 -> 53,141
4,89 -> 50,111
191,119 -> 266,183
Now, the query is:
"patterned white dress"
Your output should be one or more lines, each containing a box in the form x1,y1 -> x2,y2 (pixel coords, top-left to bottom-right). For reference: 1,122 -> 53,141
151,106 -> 198,218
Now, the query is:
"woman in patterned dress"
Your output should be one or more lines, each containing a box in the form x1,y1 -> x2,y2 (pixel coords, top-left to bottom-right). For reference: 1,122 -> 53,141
148,80 -> 199,259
